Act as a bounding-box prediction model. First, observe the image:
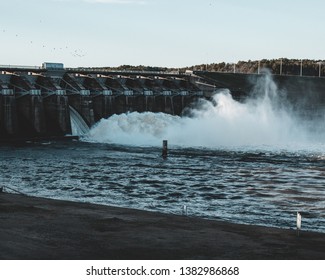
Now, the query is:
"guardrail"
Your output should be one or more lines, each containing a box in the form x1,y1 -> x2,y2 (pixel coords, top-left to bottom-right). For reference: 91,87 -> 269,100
66,68 -> 181,76
0,64 -> 41,70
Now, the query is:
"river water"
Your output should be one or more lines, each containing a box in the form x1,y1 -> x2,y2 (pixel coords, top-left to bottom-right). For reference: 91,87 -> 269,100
1,74 -> 325,233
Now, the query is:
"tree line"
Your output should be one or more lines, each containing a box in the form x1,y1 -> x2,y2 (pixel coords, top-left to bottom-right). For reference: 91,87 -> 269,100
182,59 -> 325,76
85,59 -> 325,77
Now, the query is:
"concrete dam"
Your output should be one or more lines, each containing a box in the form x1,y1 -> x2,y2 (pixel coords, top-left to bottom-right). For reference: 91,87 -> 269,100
0,64 -> 213,140
1,64 -> 325,141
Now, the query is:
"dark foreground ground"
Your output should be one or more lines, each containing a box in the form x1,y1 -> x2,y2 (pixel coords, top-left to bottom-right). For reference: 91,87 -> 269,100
0,192 -> 324,260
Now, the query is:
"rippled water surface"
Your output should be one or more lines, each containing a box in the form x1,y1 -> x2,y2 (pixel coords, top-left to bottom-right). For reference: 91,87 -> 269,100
1,141 -> 325,233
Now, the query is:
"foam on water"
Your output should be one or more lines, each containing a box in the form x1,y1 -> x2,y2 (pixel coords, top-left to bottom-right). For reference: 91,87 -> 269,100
85,72 -> 325,153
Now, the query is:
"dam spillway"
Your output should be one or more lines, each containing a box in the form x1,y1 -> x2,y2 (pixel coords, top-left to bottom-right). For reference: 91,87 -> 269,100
0,64 -> 211,140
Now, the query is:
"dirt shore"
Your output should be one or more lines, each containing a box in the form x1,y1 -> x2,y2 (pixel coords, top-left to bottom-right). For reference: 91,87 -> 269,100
0,192 -> 324,260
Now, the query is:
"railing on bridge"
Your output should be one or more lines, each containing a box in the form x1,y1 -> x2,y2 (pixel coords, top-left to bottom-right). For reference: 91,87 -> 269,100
66,68 -> 181,76
0,64 -> 41,70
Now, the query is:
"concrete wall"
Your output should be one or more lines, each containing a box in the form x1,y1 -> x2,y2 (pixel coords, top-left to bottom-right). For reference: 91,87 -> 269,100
43,95 -> 71,136
0,95 -> 18,138
15,95 -> 46,137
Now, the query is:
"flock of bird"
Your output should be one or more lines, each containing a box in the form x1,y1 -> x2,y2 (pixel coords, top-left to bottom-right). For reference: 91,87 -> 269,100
2,27 -> 86,58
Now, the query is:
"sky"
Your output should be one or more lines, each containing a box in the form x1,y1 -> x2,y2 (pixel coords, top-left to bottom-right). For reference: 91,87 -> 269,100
0,0 -> 325,68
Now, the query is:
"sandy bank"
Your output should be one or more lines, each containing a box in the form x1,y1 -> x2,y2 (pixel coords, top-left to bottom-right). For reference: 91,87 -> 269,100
0,192 -> 324,260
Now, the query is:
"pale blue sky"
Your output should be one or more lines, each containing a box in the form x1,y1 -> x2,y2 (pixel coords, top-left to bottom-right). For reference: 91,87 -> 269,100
0,0 -> 324,68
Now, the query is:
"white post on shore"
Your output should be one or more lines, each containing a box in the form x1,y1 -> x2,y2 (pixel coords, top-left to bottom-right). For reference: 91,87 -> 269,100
297,212 -> 302,237
182,205 -> 188,216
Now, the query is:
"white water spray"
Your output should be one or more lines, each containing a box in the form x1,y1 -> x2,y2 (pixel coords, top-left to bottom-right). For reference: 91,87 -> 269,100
85,73 -> 325,151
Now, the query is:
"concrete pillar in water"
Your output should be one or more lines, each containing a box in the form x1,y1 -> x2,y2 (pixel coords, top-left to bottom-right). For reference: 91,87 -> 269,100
68,95 -> 95,127
145,96 -> 148,111
43,94 -> 71,136
125,95 -> 129,109
93,95 -> 110,122
16,94 -> 46,137
163,95 -> 175,115
162,140 -> 168,158
58,95 -> 72,134
108,96 -> 114,116
114,95 -> 126,115
0,95 -> 18,137
31,95 -> 46,135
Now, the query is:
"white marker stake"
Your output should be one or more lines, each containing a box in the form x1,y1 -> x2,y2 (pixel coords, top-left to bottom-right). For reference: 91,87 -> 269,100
182,205 -> 188,216
297,212 -> 302,236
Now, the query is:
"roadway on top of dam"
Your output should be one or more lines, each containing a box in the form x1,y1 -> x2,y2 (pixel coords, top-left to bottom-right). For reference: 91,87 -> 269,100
2,64 -> 324,96
2,64 -> 325,103
0,65 -> 184,78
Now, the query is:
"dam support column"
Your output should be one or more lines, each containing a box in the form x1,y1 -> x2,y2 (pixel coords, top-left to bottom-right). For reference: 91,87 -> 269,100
0,93 -> 18,138
172,95 -> 183,115
16,92 -> 46,137
68,93 -> 95,127
153,91 -> 174,114
92,91 -> 115,122
114,95 -> 129,114
43,92 -> 71,136
133,95 -> 145,113
164,96 -> 175,115
144,95 -> 155,112
112,91 -> 135,115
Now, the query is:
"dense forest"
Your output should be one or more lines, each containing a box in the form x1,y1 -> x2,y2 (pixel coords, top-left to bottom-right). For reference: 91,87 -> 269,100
84,59 -> 325,77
